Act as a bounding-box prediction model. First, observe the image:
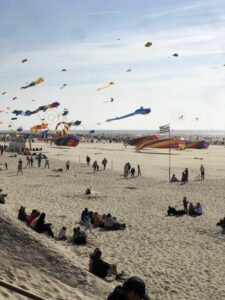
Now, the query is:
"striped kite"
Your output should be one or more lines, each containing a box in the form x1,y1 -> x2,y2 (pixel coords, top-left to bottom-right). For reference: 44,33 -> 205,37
20,77 -> 44,90
97,82 -> 115,91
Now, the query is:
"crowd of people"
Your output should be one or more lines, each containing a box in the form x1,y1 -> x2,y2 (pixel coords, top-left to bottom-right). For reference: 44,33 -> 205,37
170,164 -> 205,183
167,197 -> 203,216
124,162 -> 141,178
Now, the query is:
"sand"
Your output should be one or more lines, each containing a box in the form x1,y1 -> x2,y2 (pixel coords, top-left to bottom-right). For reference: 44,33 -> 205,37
1,142 -> 225,299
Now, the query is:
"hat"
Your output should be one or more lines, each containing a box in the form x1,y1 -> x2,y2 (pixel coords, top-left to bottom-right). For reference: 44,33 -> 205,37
20,206 -> 25,209
123,277 -> 150,300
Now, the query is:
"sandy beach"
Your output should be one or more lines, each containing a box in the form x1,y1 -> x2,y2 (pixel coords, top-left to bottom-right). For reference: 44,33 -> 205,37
0,141 -> 225,299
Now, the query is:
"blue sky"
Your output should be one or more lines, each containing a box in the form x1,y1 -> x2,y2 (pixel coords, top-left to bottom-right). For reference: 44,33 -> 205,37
0,0 -> 224,131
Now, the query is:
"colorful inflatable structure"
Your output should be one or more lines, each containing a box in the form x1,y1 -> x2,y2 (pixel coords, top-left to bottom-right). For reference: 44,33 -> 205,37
54,135 -> 79,147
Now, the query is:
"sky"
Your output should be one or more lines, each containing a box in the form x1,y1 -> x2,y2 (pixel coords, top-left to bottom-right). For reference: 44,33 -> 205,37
0,0 -> 225,131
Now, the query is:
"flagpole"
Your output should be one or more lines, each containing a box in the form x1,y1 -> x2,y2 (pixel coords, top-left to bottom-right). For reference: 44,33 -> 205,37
169,126 -> 171,181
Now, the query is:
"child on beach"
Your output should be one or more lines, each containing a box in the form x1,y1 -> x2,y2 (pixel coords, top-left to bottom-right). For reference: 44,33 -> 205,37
58,227 -> 67,240
83,216 -> 92,232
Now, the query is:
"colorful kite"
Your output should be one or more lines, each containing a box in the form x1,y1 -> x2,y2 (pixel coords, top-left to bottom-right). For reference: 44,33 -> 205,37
20,77 -> 44,90
106,106 -> 151,122
55,121 -> 81,136
89,130 -> 95,134
97,81 -> 115,91
17,127 -> 23,132
12,97 -> 17,100
31,123 -> 48,133
60,84 -> 67,89
21,59 -> 28,63
179,115 -> 184,120
172,53 -> 179,57
145,42 -> 152,48
12,102 -> 60,116
195,117 -> 199,121
126,69 -> 132,72
54,136 -> 79,147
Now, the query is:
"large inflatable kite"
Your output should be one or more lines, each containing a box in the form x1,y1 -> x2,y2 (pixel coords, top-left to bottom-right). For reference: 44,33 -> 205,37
54,135 -> 79,147
106,106 -> 151,122
128,135 -> 158,146
55,121 -> 82,136
31,123 -> 48,133
20,77 -> 44,90
12,102 -> 60,116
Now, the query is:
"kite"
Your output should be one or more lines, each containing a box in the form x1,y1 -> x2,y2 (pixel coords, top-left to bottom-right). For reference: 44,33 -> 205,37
104,97 -> 114,103
12,97 -> 17,100
195,117 -> 199,121
31,123 -> 48,133
179,115 -> 184,120
179,137 -> 186,150
69,121 -> 81,126
62,109 -> 69,116
97,122 -> 101,125
12,102 -> 60,116
20,77 -> 44,90
32,100 -> 36,101
61,69 -> 67,72
145,42 -> 152,48
8,125 -> 12,128
126,69 -> 132,72
6,107 -> 10,110
21,59 -> 28,63
97,81 -> 115,91
89,130 -> 95,134
1,92 -> 7,95
55,122 -> 70,136
54,136 -> 79,147
172,53 -> 179,57
60,84 -> 67,89
106,106 -> 151,122
17,127 -> 23,132
0,110 -> 3,113
11,118 -> 17,120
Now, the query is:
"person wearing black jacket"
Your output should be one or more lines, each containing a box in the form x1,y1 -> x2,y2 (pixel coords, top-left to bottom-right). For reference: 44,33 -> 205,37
35,213 -> 54,237
18,206 -> 27,222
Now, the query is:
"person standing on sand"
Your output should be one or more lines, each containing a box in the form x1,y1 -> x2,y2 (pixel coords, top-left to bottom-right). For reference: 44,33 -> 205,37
44,158 -> 49,169
184,168 -> 188,182
137,164 -> 141,176
86,155 -> 91,166
131,167 -> 135,178
66,160 -> 70,171
17,159 -> 23,175
5,162 -> 7,170
30,157 -> 34,167
183,196 -> 189,212
200,164 -> 205,180
102,158 -> 107,170
37,156 -> 42,168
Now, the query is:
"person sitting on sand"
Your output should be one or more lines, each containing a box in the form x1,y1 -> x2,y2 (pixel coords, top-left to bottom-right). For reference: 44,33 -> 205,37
104,214 -> 126,230
131,167 -> 135,178
89,248 -> 119,279
58,227 -> 67,240
195,202 -> 202,215
181,172 -> 186,183
170,174 -> 179,183
94,212 -> 104,228
216,217 -> 225,227
81,208 -> 89,222
27,209 -> 38,225
18,206 -> 27,222
85,187 -> 91,194
83,215 -> 92,232
107,276 -> 150,300
0,189 -> 7,204
29,212 -> 40,228
72,227 -> 87,245
35,213 -> 54,237
188,203 -> 195,215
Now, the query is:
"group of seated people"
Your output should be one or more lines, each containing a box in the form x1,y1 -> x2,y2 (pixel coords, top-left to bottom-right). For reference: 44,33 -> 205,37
170,169 -> 188,183
167,199 -> 202,216
81,208 -> 126,231
32,147 -> 42,151
216,217 -> 225,228
18,207 -> 54,237
89,248 -> 150,299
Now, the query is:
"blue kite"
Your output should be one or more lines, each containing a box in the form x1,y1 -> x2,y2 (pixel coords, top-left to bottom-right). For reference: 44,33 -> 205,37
106,106 -> 151,122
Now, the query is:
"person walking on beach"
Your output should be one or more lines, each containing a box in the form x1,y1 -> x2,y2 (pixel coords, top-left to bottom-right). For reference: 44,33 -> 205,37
183,196 -> 189,212
93,160 -> 97,172
37,156 -> 42,168
5,162 -> 8,170
184,168 -> 188,182
66,160 -> 70,171
1,146 -> 3,156
131,167 -> 135,178
44,158 -> 49,169
137,164 -> 141,176
30,157 -> 34,167
26,156 -> 30,168
17,159 -> 23,175
200,164 -> 205,180
102,158 -> 107,170
86,155 -> 91,166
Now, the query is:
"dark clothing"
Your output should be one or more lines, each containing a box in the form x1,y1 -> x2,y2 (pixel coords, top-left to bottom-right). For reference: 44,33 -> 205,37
35,218 -> 54,237
90,254 -> 110,278
107,286 -> 128,300
81,210 -> 89,221
18,209 -> 27,222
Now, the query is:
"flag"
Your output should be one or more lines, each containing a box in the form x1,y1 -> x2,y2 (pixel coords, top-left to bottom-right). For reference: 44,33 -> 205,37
159,124 -> 170,133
